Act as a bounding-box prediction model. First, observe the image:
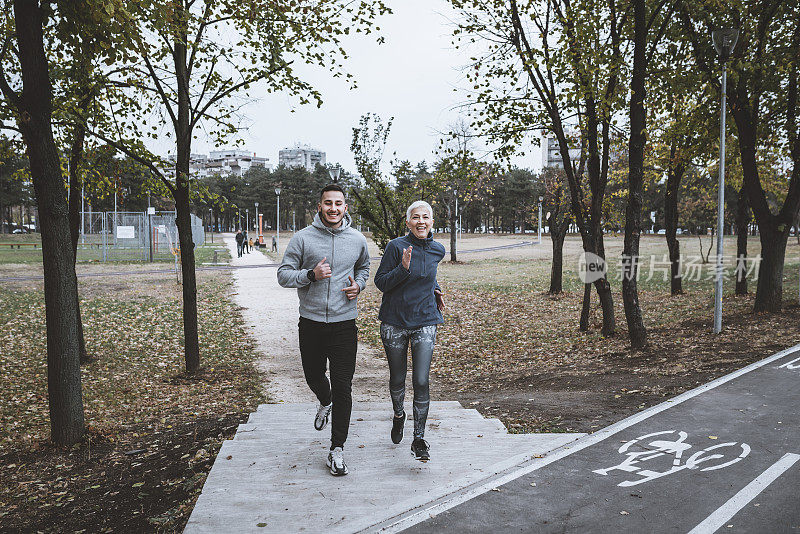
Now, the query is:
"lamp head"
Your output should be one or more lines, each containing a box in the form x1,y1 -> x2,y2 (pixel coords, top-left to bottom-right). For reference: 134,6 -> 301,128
275,186 -> 282,196
539,195 -> 544,202
712,28 -> 739,61
328,167 -> 341,183
255,202 -> 259,208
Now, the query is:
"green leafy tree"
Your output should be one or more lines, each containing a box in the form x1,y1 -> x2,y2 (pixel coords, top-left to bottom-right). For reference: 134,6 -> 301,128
681,0 -> 800,312
647,31 -> 718,295
435,120 -> 490,261
0,137 -> 29,233
539,167 -> 572,293
0,0 -> 129,445
448,0 -> 627,336
93,0 -> 389,373
350,113 -> 439,252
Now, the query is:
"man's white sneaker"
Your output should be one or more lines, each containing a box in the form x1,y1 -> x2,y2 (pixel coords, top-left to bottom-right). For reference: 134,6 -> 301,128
326,447 -> 348,476
314,402 -> 332,431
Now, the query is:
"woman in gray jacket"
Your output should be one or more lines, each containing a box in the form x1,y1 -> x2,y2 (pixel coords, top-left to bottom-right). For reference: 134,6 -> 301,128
374,200 -> 445,462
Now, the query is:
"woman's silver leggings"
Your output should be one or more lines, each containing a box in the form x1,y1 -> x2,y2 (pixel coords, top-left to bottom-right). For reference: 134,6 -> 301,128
380,323 -> 437,439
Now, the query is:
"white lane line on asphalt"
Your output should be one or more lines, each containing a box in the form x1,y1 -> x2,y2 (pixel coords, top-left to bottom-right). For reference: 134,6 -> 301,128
372,343 -> 800,534
778,355 -> 800,369
686,453 -> 800,534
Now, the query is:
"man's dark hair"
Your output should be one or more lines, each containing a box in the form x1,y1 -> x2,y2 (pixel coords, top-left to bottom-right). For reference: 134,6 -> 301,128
320,183 -> 346,200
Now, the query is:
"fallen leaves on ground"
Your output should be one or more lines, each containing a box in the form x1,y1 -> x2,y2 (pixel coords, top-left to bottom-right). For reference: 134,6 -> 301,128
357,258 -> 800,434
0,276 -> 266,532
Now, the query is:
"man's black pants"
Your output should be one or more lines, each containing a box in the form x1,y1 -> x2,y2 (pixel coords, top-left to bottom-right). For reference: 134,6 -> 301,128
298,317 -> 357,449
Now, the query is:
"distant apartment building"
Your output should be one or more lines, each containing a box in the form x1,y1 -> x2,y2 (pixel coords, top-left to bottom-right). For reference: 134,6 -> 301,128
279,145 -> 326,172
170,149 -> 272,178
542,135 -> 582,170
203,149 -> 272,177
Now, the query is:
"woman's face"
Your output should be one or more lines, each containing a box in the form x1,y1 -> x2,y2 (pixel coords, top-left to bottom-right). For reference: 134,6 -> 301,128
407,207 -> 433,239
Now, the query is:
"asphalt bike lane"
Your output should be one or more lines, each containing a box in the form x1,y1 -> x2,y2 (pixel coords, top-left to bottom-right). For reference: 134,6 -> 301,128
395,344 -> 800,534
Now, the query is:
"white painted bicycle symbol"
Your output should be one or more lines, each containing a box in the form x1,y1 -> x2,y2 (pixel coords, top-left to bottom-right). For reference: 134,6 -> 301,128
593,430 -> 751,487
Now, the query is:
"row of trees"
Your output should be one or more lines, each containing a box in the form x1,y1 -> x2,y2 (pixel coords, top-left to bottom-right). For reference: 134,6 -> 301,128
0,0 -> 389,445
4,0 -> 798,447
439,0 -> 800,348
4,131 -> 790,240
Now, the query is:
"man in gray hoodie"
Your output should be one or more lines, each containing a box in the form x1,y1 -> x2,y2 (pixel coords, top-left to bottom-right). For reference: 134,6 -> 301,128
277,184 -> 371,476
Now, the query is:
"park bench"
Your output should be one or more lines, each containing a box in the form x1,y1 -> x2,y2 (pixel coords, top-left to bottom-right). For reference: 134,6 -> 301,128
0,243 -> 39,249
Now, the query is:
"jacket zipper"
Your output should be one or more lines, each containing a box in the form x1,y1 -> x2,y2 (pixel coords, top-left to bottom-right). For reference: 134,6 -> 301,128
421,239 -> 427,277
326,230 -> 334,322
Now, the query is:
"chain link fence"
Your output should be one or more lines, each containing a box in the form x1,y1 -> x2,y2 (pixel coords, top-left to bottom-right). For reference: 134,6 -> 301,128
77,211 -> 204,262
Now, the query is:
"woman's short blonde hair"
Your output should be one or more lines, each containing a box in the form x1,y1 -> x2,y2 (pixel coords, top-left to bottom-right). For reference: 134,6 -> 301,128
406,200 -> 433,221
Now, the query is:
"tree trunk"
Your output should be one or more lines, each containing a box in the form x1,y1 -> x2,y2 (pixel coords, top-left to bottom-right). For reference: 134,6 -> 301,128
174,16 -> 201,374
735,185 -> 750,295
68,121 -> 90,364
174,184 -> 201,373
579,283 -> 591,331
621,0 -> 647,348
593,277 -> 616,337
449,203 -> 457,262
589,199 -> 615,336
732,79 -> 800,313
12,0 -> 84,445
754,229 -> 789,311
664,147 -> 684,295
548,221 -> 567,294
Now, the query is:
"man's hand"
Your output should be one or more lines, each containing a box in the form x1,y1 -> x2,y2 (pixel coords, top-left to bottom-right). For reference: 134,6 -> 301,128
342,275 -> 360,300
402,246 -> 412,271
313,257 -> 332,280
434,289 -> 445,311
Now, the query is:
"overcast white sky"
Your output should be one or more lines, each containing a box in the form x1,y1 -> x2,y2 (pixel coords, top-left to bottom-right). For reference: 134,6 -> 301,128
155,0 -> 543,174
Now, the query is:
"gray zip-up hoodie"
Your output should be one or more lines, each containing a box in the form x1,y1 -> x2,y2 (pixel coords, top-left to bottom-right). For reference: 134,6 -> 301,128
277,212 -> 371,323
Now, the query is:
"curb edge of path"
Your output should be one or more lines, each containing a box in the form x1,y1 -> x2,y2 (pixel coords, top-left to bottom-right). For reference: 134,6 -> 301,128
365,342 -> 800,534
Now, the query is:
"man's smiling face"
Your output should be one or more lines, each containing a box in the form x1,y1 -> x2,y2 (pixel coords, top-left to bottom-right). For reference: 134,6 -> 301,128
318,190 -> 347,227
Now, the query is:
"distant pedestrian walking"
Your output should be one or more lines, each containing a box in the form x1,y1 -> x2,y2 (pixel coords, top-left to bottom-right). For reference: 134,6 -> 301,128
374,200 -> 445,462
242,230 -> 250,253
277,184 -> 371,476
248,237 -> 254,251
271,235 -> 277,252
235,229 -> 244,258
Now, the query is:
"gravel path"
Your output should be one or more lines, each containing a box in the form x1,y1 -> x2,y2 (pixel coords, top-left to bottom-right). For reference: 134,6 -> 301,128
223,235 -> 388,403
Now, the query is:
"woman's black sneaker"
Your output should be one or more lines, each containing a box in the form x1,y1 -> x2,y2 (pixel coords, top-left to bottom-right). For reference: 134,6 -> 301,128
411,438 -> 430,462
391,412 -> 406,444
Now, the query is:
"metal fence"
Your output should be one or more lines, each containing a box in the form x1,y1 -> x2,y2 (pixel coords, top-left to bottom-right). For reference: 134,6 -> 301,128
77,211 -> 202,262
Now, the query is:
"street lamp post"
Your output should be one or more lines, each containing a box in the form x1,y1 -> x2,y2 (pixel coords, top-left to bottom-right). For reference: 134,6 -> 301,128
712,28 -> 739,334
255,201 -> 260,246
275,186 -> 282,253
81,185 -> 85,244
209,208 -> 213,243
328,166 -> 341,183
113,177 -> 118,247
538,195 -> 544,243
246,209 -> 249,235
454,189 -> 459,254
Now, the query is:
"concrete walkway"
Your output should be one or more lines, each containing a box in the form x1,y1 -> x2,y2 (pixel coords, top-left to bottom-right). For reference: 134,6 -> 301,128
184,234 -> 586,533
185,402 -> 583,533
220,235 -> 388,403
